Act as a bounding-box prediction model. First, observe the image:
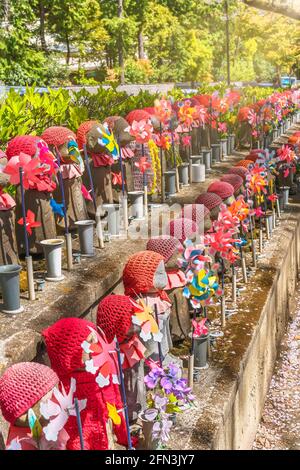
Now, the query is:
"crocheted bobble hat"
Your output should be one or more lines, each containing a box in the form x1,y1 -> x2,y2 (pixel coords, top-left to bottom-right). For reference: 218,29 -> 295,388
146,236 -> 182,263
97,294 -> 134,344
220,174 -> 243,192
77,120 -> 100,151
123,250 -> 164,297
125,109 -> 151,125
195,192 -> 223,211
0,362 -> 58,424
207,181 -> 234,200
168,217 -> 198,243
227,166 -> 248,181
6,135 -> 42,160
181,204 -> 210,223
43,317 -> 96,378
234,159 -> 253,168
41,126 -> 77,147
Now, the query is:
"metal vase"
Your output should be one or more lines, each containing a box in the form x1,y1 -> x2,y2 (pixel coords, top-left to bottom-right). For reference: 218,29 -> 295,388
202,150 -> 212,171
40,239 -> 65,282
75,220 -> 95,257
164,171 -> 177,196
190,155 -> 203,165
178,163 -> 189,186
211,144 -> 221,163
0,264 -> 23,314
103,203 -> 120,235
139,412 -> 161,450
192,164 -> 205,183
219,139 -> 228,159
128,191 -> 144,219
280,187 -> 289,208
194,334 -> 209,369
229,134 -> 235,154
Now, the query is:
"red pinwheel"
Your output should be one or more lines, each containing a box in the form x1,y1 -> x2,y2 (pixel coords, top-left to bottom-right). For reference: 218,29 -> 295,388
18,210 -> 41,235
4,152 -> 54,192
81,184 -> 93,201
126,119 -> 153,144
181,135 -> 192,147
135,157 -> 151,174
81,327 -> 119,388
111,172 -> 123,186
154,99 -> 172,125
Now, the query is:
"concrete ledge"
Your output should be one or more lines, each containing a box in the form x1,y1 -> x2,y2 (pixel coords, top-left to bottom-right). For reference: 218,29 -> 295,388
169,198 -> 300,450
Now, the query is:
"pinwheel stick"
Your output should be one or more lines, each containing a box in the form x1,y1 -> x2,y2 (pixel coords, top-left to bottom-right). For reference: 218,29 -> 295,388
188,308 -> 197,389
19,167 -> 35,301
220,258 -> 226,328
74,398 -> 85,450
115,338 -> 133,450
171,131 -> 180,193
55,149 -> 73,271
159,123 -> 165,203
239,224 -> 248,284
154,304 -> 163,368
142,144 -> 148,218
83,145 -> 104,249
232,264 -> 237,303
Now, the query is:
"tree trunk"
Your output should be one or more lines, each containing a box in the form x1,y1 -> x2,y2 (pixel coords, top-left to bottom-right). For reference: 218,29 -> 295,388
39,0 -> 47,52
244,1 -> 300,20
66,31 -> 71,65
118,0 -> 125,85
138,27 -> 145,60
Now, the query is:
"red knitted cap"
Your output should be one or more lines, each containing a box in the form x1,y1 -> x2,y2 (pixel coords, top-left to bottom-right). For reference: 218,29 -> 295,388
220,174 -> 243,192
146,236 -> 182,263
43,318 -> 96,379
125,109 -> 151,125
123,250 -> 164,297
208,181 -> 234,200
235,159 -> 253,168
227,166 -> 248,180
195,192 -> 223,211
41,127 -> 77,147
77,120 -> 100,150
6,135 -> 42,160
247,153 -> 259,162
97,295 -> 134,343
0,362 -> 58,424
181,204 -> 210,223
168,217 -> 198,243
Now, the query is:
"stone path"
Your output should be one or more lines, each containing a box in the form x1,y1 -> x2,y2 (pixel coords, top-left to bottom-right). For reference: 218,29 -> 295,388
253,289 -> 300,450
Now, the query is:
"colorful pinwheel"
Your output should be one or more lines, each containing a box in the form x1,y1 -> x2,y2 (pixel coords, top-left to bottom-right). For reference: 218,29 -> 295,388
40,378 -> 86,442
97,124 -> 120,160
154,99 -> 172,125
81,184 -> 93,201
192,318 -> 209,338
17,209 -> 41,235
81,326 -> 119,388
134,157 -> 151,174
111,172 -> 123,186
126,119 -> 153,144
131,298 -> 163,343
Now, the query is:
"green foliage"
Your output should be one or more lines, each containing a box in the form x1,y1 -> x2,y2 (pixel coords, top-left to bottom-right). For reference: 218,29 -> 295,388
0,0 -> 299,86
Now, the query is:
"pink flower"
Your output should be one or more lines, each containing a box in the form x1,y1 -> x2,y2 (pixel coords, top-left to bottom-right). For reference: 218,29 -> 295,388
135,157 -> 151,174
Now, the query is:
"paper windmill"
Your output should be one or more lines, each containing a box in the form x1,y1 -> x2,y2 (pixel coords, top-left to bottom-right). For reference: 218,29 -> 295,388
4,152 -> 51,192
134,156 -> 151,174
130,298 -> 163,343
192,318 -> 209,338
40,378 -> 87,442
97,124 -> 120,160
183,268 -> 222,307
81,183 -> 93,201
228,196 -> 250,222
120,334 -> 146,369
18,209 -> 41,235
81,326 -> 120,388
126,119 -> 153,144
154,99 -> 172,125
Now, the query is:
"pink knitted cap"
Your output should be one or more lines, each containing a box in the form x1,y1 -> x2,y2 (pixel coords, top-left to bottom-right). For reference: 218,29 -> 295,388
181,204 -> 210,222
227,166 -> 248,181
195,192 -> 223,211
168,217 -> 198,243
146,236 -> 182,263
220,174 -> 243,192
207,181 -> 234,200
0,362 -> 58,424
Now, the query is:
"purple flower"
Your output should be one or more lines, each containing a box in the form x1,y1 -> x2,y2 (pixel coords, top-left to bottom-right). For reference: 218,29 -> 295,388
168,363 -> 180,379
152,417 -> 173,443
160,377 -> 173,393
144,408 -> 158,422
154,395 -> 168,411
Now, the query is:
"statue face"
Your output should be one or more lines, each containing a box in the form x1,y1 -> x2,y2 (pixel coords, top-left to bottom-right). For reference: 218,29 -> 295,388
204,214 -> 212,233
153,260 -> 168,290
14,389 -> 55,427
86,125 -> 105,154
